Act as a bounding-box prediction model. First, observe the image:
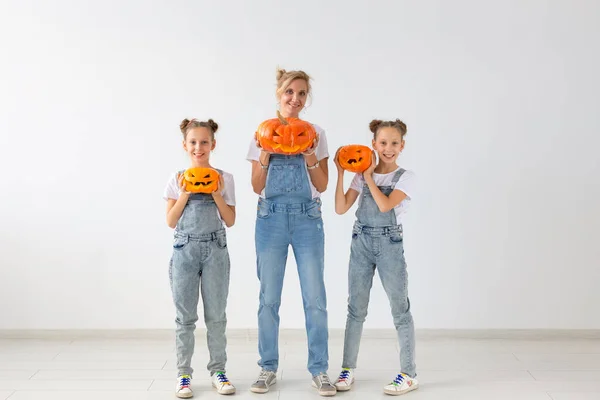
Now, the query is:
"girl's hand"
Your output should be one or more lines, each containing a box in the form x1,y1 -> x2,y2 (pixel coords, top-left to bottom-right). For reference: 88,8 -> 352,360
212,175 -> 225,198
333,146 -> 344,173
302,133 -> 319,157
363,151 -> 377,177
177,173 -> 192,196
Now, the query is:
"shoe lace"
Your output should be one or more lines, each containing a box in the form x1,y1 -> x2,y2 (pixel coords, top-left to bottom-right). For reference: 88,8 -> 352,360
215,372 -> 230,384
338,370 -> 350,381
179,375 -> 191,388
318,373 -> 332,385
257,369 -> 271,382
393,374 -> 405,385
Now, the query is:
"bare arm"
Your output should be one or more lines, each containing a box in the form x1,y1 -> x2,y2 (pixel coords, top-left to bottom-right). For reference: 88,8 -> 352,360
363,173 -> 408,213
303,134 -> 329,193
166,174 -> 191,228
251,145 -> 271,195
333,146 -> 359,214
212,177 -> 236,227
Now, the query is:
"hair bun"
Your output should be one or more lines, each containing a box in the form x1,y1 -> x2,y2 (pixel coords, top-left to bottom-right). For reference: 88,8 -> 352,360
179,118 -> 191,134
207,119 -> 219,133
276,68 -> 287,81
369,119 -> 383,134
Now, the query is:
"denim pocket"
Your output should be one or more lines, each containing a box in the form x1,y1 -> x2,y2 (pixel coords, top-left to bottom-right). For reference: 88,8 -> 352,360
389,232 -> 403,244
173,235 -> 189,249
270,164 -> 303,193
306,205 -> 322,220
257,203 -> 272,219
216,235 -> 227,249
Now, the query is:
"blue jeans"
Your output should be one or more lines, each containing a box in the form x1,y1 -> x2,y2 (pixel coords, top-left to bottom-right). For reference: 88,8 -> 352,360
342,224 -> 416,377
170,229 -> 230,377
255,198 -> 329,376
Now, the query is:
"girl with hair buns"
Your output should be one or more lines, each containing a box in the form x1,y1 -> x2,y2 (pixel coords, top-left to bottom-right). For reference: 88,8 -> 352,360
247,69 -> 336,397
332,119 -> 419,396
163,118 -> 237,397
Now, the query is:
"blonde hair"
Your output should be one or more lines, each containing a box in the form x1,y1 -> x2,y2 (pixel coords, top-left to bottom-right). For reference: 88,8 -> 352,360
369,119 -> 407,139
179,118 -> 219,140
275,68 -> 312,100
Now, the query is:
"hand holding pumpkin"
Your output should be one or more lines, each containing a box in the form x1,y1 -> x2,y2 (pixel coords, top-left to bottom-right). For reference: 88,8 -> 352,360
177,173 -> 192,196
211,175 -> 225,198
333,146 -> 344,173
302,133 -> 319,157
363,150 -> 377,177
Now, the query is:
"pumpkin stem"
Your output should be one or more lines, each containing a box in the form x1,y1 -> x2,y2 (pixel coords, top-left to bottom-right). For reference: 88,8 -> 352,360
276,110 -> 288,125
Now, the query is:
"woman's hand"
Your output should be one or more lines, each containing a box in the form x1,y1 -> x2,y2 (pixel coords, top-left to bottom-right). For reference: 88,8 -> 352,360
302,133 -> 319,157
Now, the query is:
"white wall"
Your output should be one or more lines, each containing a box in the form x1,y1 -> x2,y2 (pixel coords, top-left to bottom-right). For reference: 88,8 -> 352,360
1,0 -> 599,330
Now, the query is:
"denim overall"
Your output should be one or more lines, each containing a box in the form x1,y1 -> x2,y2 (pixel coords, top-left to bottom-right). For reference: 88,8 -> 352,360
341,168 -> 417,378
255,154 -> 329,376
169,169 -> 230,377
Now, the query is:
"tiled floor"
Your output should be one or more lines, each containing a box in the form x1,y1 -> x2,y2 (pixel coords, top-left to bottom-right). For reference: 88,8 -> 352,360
0,330 -> 599,399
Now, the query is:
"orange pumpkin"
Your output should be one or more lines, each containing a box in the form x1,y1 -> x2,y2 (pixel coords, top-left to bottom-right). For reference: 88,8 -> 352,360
337,144 -> 372,173
183,167 -> 220,193
255,111 -> 317,155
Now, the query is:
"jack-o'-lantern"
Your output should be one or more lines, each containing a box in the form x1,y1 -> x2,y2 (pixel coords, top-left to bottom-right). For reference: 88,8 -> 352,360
337,144 -> 372,173
183,167 -> 220,193
255,111 -> 317,155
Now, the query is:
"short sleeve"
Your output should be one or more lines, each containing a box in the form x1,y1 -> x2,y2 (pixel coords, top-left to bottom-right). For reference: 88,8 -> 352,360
313,125 -> 330,161
246,137 -> 260,162
163,172 -> 180,200
349,173 -> 364,194
394,170 -> 416,199
221,172 -> 236,206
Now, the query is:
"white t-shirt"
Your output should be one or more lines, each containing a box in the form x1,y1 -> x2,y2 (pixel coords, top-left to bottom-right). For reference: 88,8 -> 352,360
163,169 -> 236,223
349,167 -> 416,223
246,124 -> 329,199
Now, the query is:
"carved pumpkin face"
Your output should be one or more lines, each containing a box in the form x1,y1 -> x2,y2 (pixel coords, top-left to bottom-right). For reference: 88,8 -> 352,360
255,111 -> 317,155
183,167 -> 220,194
338,144 -> 372,173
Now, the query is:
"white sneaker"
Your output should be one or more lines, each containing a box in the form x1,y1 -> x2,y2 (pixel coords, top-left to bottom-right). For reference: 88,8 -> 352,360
211,371 -> 236,395
312,373 -> 337,396
250,369 -> 277,393
334,368 -> 355,391
383,373 -> 419,396
176,374 -> 193,398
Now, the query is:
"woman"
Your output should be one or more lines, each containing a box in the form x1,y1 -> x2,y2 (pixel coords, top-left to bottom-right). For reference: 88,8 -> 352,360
247,68 -> 336,397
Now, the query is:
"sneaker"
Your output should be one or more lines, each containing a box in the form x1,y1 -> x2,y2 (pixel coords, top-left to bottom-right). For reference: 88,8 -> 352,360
383,373 -> 419,396
334,368 -> 354,391
312,373 -> 337,396
250,369 -> 277,393
175,374 -> 193,398
212,371 -> 236,395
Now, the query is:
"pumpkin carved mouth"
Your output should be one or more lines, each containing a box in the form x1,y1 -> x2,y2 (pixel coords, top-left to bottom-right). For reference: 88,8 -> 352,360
255,111 -> 316,155
338,145 -> 372,173
183,168 -> 220,193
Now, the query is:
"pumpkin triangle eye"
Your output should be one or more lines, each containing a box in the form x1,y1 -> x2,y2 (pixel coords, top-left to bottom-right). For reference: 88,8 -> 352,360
273,132 -> 280,137
190,173 -> 195,178
204,174 -> 211,178
298,132 -> 306,136
356,150 -> 362,153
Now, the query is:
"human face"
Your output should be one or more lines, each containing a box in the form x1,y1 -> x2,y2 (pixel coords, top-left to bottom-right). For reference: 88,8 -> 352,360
372,126 -> 405,165
279,79 -> 308,118
183,127 -> 215,166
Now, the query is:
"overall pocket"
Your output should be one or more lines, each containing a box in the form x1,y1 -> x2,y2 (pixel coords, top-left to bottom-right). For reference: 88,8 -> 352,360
269,164 -> 303,193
